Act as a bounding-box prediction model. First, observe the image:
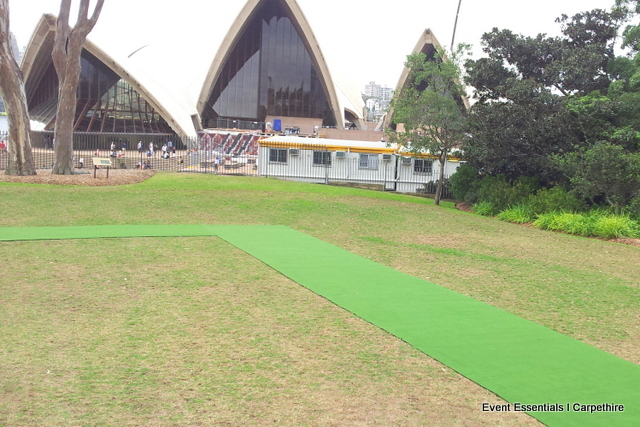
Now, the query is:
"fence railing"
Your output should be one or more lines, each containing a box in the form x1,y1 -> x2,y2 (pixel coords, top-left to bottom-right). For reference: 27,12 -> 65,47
257,143 -> 455,199
0,131 -> 455,199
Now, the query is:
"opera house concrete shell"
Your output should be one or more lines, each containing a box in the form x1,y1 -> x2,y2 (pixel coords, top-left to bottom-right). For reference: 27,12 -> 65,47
21,0 -> 366,139
381,29 -> 470,131
21,16 -> 192,136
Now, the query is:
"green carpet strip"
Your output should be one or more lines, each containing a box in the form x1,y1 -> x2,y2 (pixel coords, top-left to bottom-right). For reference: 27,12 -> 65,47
1,225 -> 638,426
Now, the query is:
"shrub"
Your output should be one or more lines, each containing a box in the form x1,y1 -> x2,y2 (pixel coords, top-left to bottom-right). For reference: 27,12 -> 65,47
532,210 -> 639,238
473,201 -> 499,216
476,175 -> 516,212
532,212 -> 557,231
556,142 -> 640,213
590,212 -> 639,239
497,205 -> 535,223
532,212 -> 592,236
625,196 -> 640,220
525,186 -> 586,216
513,176 -> 541,202
476,175 -> 539,213
450,164 -> 481,203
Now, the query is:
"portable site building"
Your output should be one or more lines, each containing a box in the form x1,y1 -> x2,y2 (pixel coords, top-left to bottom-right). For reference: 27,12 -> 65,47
257,136 -> 462,193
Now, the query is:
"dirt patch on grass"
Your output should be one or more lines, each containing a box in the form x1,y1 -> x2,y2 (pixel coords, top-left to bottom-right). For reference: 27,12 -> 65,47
0,169 -> 156,186
455,202 -> 473,212
611,237 -> 640,247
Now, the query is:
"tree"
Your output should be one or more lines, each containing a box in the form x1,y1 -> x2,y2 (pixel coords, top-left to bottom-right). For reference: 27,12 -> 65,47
388,47 -> 468,205
0,0 -> 36,175
555,142 -> 640,212
51,0 -> 104,175
463,83 -> 575,184
463,8 -> 624,185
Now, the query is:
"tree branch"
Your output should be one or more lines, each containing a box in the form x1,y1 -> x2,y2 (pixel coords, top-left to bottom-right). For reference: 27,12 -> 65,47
75,0 -> 105,37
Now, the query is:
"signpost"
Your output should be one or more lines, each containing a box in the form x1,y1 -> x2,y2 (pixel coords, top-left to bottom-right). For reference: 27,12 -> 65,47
92,157 -> 112,178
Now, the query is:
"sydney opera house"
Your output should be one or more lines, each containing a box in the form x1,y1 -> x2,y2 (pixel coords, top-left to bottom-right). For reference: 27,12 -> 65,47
20,0 -> 448,144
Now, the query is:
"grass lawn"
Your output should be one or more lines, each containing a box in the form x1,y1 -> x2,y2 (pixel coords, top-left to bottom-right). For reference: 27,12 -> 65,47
1,172 -> 638,425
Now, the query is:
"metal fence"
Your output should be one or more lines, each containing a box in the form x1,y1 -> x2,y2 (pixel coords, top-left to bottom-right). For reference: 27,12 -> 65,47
0,131 -> 454,199
0,130 -> 262,175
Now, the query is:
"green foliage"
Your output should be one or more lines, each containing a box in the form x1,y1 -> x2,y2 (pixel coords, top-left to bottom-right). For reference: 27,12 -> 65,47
449,163 -> 481,203
387,45 -> 469,205
388,48 -> 468,149
567,93 -> 616,144
463,8 -> 632,190
472,201 -> 498,216
463,91 -> 575,184
555,142 -> 640,211
533,212 -> 594,235
533,210 -> 639,238
525,186 -> 587,215
476,175 -> 539,212
514,176 -> 541,199
476,175 -> 513,212
626,196 -> 640,219
497,205 -> 535,223
591,213 -> 639,238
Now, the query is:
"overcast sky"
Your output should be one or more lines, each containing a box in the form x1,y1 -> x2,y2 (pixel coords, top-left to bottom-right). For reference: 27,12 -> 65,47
9,0 -> 621,93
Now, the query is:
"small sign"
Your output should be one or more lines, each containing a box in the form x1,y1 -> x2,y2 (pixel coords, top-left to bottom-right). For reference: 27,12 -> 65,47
92,157 -> 112,178
93,157 -> 112,166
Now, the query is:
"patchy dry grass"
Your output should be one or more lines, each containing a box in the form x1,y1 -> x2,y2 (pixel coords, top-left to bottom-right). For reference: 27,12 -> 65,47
1,172 -> 639,424
0,238 -> 537,426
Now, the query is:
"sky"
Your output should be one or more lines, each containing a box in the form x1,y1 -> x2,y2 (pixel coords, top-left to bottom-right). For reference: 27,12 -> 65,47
8,0 -> 621,94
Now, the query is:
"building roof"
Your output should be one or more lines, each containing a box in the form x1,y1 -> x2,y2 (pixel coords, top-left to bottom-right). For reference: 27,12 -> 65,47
22,15 -> 195,135
381,29 -> 470,130
21,0 -> 366,137
197,0 -> 345,129
260,135 -> 463,160
260,135 -> 394,152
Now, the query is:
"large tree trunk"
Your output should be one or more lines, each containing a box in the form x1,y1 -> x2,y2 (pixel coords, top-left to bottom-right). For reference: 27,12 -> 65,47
51,46 -> 82,174
0,0 -> 36,175
51,0 -> 104,175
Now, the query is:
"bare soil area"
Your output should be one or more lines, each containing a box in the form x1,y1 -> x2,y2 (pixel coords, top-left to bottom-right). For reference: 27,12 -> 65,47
0,169 -> 156,186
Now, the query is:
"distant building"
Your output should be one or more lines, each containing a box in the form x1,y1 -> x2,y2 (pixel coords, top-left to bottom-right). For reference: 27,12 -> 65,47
21,0 -> 367,136
257,135 -> 463,193
363,81 -> 393,121
23,16 -> 181,134
364,81 -> 393,101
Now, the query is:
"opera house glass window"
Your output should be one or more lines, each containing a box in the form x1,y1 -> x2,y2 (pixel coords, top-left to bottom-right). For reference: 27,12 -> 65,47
28,50 -> 172,133
203,0 -> 336,127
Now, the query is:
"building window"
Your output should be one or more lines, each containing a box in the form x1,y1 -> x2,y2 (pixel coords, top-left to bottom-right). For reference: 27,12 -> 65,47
202,0 -> 337,128
414,159 -> 433,174
313,151 -> 331,166
359,153 -> 379,169
269,148 -> 287,163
